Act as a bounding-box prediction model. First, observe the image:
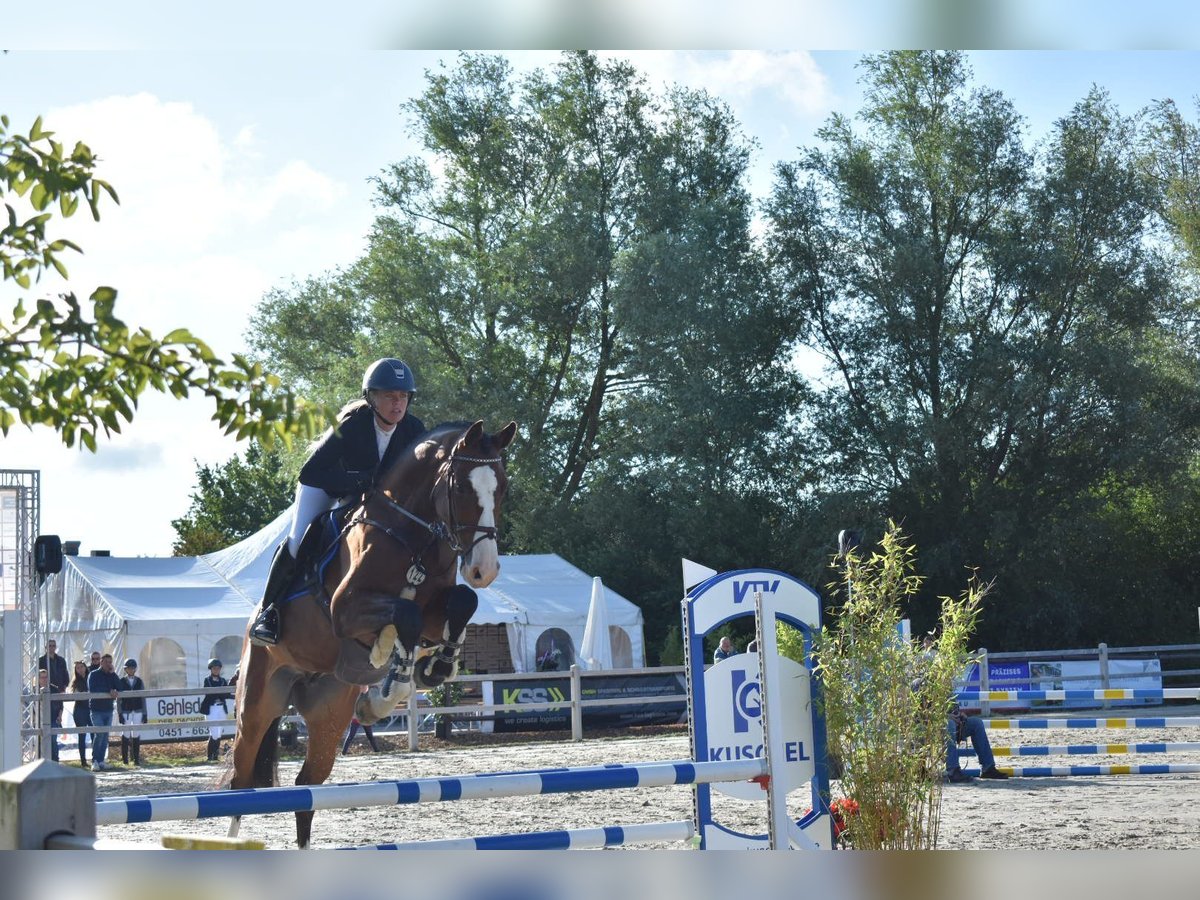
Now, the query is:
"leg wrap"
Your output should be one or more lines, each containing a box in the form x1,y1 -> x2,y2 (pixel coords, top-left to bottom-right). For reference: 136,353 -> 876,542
415,586 -> 477,688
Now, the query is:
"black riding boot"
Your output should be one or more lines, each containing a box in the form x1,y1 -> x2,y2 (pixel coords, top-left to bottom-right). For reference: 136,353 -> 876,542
249,541 -> 297,646
207,738 -> 218,761
131,737 -> 141,766
121,734 -> 129,764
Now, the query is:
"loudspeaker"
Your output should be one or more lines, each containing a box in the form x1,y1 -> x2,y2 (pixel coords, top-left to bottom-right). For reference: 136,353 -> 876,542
34,534 -> 63,575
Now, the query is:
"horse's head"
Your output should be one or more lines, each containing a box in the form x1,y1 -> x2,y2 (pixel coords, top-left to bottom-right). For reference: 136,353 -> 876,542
433,420 -> 517,587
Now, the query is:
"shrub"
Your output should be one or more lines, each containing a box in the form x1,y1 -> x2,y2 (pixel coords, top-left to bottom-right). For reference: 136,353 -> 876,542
780,520 -> 988,849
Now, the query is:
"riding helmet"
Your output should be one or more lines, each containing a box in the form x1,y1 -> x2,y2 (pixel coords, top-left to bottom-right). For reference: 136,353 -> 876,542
208,658 -> 222,669
362,358 -> 417,396
123,658 -> 137,669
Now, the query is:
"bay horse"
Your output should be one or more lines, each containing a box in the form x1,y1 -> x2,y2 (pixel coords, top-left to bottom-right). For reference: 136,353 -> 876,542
229,419 -> 517,847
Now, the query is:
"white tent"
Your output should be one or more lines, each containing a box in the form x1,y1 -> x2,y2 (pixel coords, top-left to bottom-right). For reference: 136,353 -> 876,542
41,508 -> 646,681
40,554 -> 254,690
478,556 -> 644,672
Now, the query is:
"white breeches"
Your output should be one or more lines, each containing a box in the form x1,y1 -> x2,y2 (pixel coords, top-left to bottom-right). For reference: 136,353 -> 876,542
207,704 -> 229,740
288,483 -> 339,556
122,710 -> 145,739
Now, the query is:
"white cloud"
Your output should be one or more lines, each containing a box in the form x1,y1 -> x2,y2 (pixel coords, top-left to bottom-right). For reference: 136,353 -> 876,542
601,51 -> 834,119
21,92 -> 364,355
4,92 -> 364,555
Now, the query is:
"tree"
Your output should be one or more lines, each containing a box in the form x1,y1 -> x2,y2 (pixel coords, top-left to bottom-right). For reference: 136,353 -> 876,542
1,114 -> 329,449
250,52 -> 808,643
1141,97 -> 1200,272
171,441 -> 295,555
766,52 -> 1200,647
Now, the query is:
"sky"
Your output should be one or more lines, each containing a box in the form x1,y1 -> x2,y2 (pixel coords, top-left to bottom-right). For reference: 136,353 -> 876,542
3,44 -> 1200,556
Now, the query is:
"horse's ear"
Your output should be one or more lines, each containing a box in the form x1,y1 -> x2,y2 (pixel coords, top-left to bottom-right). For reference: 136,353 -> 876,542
493,421 -> 517,450
456,420 -> 484,452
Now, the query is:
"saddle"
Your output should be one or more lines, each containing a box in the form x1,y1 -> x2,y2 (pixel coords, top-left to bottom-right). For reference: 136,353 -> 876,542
281,502 -> 402,687
283,502 -> 358,607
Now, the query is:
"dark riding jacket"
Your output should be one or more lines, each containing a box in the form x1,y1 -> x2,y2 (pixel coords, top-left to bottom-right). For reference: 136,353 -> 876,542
298,403 -> 426,499
199,674 -> 232,715
118,674 -> 146,715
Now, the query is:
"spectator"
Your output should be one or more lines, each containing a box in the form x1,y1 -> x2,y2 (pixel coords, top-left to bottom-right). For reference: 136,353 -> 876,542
37,639 -> 69,757
915,633 -> 1010,784
946,704 -> 1010,783
118,658 -> 146,766
70,659 -> 91,767
86,654 -> 121,771
199,658 -> 233,762
38,639 -> 69,698
86,650 -> 101,673
713,636 -> 736,663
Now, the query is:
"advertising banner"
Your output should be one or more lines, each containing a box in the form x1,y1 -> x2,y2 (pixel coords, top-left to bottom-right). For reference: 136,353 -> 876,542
1030,658 -> 1163,708
700,652 -> 814,801
961,660 -> 1032,710
143,693 -> 211,741
961,658 -> 1163,710
483,672 -> 687,733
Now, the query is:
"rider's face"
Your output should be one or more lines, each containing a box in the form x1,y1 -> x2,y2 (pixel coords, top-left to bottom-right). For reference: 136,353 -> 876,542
372,390 -> 410,425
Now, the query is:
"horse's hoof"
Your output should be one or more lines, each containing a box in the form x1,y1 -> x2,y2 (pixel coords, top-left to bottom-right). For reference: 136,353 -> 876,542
369,624 -> 397,669
414,654 -> 457,689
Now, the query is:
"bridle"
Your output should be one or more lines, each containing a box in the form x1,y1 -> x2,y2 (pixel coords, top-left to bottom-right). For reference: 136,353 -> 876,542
343,447 -> 504,570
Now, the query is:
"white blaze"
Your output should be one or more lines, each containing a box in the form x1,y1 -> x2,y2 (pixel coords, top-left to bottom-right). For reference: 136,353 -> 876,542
463,465 -> 500,586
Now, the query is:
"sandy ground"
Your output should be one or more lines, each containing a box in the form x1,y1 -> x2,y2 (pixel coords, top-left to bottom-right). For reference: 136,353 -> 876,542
89,710 -> 1200,850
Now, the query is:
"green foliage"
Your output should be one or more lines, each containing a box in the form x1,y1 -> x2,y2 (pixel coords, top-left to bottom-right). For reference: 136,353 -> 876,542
1141,98 -> 1200,272
766,51 -> 1200,650
248,52 -> 808,649
238,51 -> 1200,654
171,441 -> 295,555
780,522 -> 986,849
657,624 -> 683,667
1,114 -> 333,449
425,670 -> 468,724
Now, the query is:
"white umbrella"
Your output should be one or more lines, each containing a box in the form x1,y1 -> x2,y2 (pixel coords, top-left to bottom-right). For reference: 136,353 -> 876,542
578,576 -> 614,671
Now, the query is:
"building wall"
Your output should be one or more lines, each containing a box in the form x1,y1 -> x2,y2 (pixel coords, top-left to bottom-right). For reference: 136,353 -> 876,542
461,624 -> 514,674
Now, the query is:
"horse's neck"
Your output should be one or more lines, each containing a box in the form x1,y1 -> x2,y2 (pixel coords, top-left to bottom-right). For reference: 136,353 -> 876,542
379,448 -> 444,514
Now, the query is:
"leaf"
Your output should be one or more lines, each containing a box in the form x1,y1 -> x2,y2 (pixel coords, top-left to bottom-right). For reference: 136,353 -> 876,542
29,181 -> 48,211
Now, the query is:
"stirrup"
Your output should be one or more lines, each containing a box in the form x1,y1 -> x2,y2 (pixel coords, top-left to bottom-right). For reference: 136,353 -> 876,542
249,606 -> 280,646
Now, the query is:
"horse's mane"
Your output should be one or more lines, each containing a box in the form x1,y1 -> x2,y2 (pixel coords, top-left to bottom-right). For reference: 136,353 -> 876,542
421,421 -> 506,456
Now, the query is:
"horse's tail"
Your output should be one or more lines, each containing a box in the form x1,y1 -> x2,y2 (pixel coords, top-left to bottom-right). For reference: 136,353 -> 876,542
253,716 -> 281,788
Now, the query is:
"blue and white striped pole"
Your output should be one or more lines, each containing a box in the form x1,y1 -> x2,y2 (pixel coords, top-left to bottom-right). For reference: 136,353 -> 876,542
964,764 -> 1200,777
983,717 -> 1200,730
96,758 -> 766,826
342,820 -> 695,850
957,689 -> 1200,702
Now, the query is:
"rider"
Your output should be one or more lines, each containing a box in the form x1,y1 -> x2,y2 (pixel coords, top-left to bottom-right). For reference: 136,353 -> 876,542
248,358 -> 427,646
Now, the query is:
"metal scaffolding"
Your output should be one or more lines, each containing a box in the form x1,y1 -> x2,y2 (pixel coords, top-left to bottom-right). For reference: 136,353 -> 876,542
1,469 -> 41,762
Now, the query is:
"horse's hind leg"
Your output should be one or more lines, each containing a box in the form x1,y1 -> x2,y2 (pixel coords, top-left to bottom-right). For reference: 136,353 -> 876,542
228,646 -> 291,836
291,677 -> 360,848
416,585 -> 478,688
230,649 -> 292,789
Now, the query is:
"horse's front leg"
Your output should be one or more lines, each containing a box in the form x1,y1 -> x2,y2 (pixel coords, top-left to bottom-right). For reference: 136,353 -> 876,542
415,585 -> 478,688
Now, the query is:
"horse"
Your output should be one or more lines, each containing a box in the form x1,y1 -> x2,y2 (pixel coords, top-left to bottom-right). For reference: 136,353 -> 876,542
228,419 -> 517,848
